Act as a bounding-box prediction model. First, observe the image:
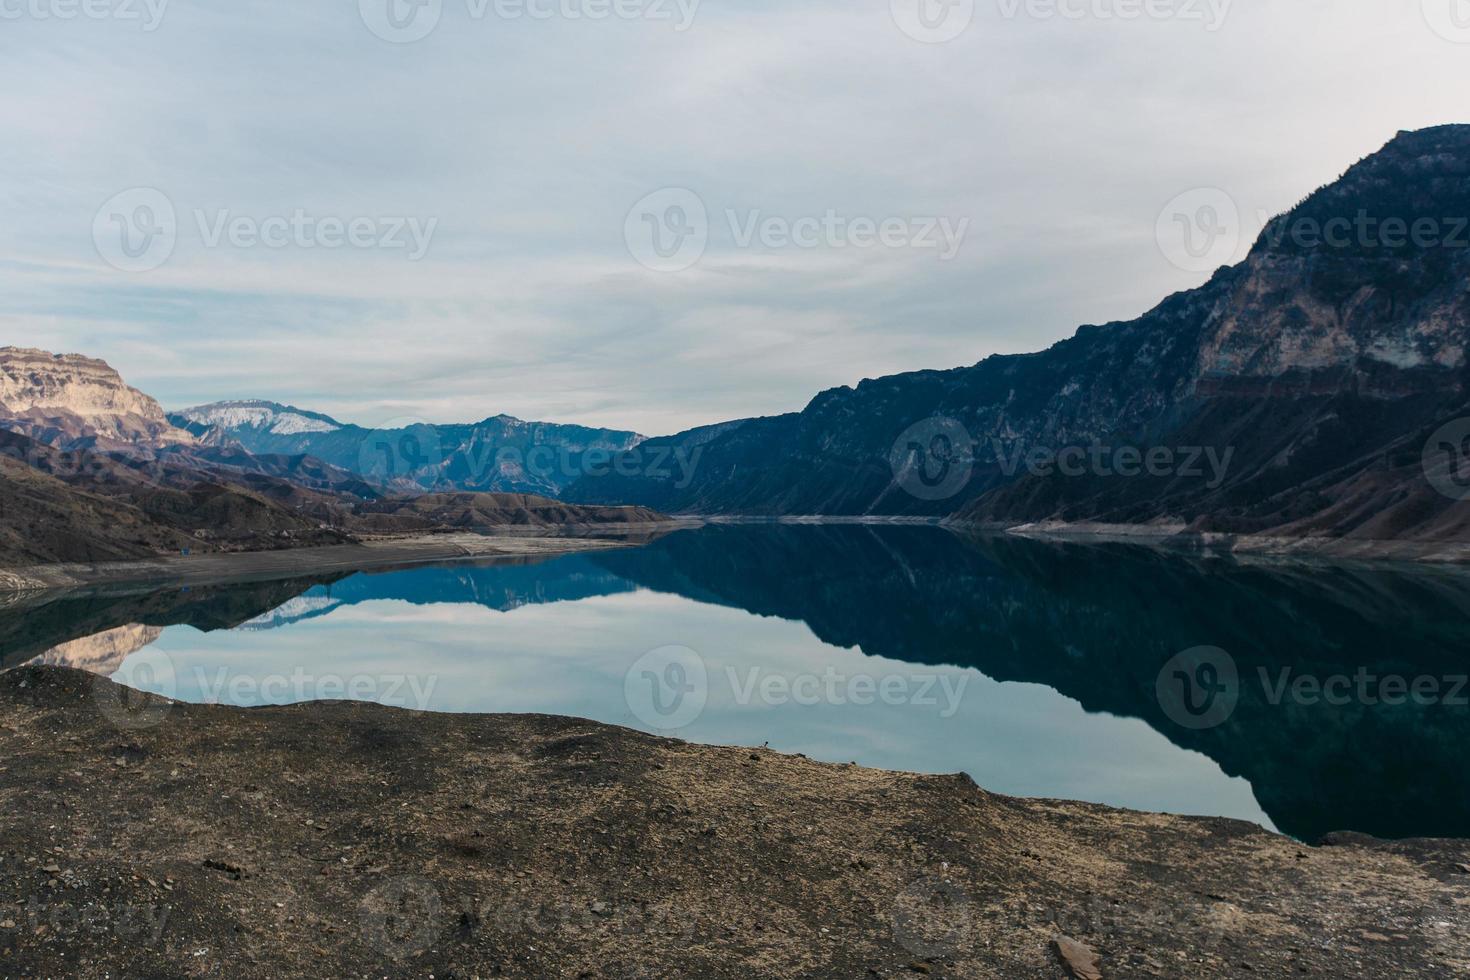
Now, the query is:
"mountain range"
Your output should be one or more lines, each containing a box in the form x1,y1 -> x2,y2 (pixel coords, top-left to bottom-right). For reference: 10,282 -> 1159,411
170,401 -> 644,498
560,125 -> 1470,545
3,125 -> 1468,562
0,350 -> 663,566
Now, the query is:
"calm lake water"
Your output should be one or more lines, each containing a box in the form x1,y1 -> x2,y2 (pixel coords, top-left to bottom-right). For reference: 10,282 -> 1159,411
10,523 -> 1470,842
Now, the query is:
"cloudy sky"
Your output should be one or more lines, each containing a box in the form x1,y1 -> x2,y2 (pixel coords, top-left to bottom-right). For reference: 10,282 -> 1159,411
1,0 -> 1466,435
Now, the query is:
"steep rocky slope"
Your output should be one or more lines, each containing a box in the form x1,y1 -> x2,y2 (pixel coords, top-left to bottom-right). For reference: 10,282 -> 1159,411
565,126 -> 1470,542
0,347 -> 197,451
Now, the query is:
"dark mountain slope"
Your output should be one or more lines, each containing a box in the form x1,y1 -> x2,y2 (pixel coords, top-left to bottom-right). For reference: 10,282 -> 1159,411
565,126 -> 1470,540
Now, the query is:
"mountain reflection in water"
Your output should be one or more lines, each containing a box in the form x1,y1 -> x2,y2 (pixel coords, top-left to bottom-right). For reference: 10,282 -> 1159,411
7,523 -> 1470,843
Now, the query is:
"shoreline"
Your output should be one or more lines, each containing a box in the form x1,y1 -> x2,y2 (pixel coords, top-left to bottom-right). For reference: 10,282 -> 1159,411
0,523 -> 687,594
1,665 -> 1465,977
688,513 -> 1470,566
4,515 -> 1461,595
958,519 -> 1470,565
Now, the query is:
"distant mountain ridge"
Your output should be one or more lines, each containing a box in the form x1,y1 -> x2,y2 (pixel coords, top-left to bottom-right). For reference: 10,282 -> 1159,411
171,404 -> 646,498
564,125 -> 1470,544
176,400 -> 344,437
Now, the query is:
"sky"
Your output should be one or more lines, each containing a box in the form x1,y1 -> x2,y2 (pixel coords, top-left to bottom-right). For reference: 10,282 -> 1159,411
1,0 -> 1467,436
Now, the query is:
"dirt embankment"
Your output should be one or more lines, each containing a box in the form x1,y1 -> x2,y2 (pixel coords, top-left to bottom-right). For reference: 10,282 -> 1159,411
0,667 -> 1466,978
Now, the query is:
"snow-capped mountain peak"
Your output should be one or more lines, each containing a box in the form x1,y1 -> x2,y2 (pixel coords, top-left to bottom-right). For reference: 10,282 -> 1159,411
176,400 -> 342,436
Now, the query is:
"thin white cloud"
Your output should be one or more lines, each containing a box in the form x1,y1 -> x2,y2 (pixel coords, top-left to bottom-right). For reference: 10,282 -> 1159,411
1,0 -> 1466,433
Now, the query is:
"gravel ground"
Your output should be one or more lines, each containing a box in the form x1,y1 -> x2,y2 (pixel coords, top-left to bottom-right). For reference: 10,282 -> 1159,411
0,666 -> 1467,978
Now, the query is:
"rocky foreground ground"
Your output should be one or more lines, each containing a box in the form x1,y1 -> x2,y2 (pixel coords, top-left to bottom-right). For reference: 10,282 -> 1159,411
0,667 -> 1466,978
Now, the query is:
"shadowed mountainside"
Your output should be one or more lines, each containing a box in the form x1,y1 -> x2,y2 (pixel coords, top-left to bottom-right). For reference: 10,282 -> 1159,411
564,127 -> 1470,545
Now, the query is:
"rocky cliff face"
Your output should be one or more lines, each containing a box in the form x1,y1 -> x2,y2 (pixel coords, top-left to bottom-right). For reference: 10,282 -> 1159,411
0,347 -> 196,451
32,623 -> 163,676
565,125 -> 1470,541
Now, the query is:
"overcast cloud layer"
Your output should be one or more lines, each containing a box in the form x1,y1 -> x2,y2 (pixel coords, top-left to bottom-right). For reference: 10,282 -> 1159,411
1,0 -> 1466,435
